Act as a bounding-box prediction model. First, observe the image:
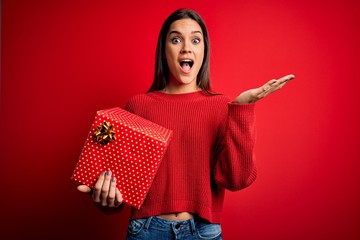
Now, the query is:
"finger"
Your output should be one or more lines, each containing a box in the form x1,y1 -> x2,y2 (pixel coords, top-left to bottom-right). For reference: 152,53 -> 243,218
77,185 -> 91,193
115,188 -> 123,207
277,74 -> 295,83
107,177 -> 117,207
255,74 -> 295,101
272,75 -> 293,91
93,172 -> 106,203
265,75 -> 294,94
259,80 -> 276,97
268,79 -> 277,85
261,79 -> 277,92
101,169 -> 112,206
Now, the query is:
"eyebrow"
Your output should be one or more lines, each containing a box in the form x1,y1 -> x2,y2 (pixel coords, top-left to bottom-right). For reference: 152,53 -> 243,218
168,30 -> 203,35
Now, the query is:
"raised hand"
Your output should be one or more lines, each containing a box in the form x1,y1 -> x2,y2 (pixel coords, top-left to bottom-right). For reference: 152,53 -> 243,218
235,74 -> 295,104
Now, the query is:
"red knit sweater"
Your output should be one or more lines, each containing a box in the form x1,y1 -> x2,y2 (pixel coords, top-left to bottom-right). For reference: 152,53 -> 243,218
125,90 -> 257,223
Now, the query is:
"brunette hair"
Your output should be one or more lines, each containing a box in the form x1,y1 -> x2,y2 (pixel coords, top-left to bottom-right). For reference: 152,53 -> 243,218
147,9 -> 211,92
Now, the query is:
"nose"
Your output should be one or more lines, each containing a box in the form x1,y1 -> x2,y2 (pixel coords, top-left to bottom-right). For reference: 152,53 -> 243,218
180,48 -> 191,53
180,40 -> 192,54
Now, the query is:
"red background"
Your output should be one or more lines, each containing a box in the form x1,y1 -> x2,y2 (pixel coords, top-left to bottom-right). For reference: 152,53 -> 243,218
1,0 -> 360,239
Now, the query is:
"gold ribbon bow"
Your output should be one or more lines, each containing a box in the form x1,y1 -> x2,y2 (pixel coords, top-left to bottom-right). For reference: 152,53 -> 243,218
94,121 -> 116,145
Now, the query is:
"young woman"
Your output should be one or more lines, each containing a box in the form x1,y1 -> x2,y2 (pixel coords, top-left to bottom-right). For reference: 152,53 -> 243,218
77,8 -> 294,240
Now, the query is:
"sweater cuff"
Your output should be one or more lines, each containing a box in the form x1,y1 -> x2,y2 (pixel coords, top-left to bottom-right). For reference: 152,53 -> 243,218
227,102 -> 256,123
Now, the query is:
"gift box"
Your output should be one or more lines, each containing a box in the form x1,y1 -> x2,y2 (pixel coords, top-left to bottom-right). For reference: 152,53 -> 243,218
71,107 -> 173,209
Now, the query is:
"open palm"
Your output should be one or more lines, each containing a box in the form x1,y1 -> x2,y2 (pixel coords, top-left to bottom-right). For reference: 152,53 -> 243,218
235,74 -> 295,104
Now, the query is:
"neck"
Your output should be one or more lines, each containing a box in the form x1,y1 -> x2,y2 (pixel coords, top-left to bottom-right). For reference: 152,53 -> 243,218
161,84 -> 201,94
161,75 -> 201,94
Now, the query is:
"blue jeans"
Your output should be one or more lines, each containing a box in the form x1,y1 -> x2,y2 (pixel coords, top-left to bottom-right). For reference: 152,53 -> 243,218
126,216 -> 222,240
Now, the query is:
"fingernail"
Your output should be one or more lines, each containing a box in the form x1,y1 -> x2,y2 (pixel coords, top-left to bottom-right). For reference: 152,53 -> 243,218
101,172 -> 105,176
111,177 -> 116,182
106,169 -> 111,176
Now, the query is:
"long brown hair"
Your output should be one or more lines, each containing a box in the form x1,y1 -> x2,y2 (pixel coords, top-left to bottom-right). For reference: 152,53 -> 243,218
147,9 -> 211,92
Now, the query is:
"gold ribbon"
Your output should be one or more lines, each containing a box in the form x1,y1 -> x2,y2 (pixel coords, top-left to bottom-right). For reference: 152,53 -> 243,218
94,121 -> 116,145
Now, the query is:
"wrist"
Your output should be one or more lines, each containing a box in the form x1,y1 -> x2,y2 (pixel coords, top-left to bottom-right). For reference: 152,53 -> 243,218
234,95 -> 257,104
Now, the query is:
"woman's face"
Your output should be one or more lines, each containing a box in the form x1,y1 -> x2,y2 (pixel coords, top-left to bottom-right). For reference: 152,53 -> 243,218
165,18 -> 205,92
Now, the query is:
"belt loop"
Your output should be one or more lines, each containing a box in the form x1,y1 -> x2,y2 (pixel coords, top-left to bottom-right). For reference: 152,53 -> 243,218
144,216 -> 153,230
189,218 -> 196,235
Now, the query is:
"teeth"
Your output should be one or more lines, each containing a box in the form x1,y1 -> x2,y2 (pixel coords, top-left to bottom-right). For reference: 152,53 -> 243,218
180,60 -> 194,68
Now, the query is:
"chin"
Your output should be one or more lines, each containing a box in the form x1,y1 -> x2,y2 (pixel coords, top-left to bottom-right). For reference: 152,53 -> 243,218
179,78 -> 197,86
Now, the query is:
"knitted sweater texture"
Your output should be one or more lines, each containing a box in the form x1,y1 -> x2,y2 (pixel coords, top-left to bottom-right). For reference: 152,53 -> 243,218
125,90 -> 257,223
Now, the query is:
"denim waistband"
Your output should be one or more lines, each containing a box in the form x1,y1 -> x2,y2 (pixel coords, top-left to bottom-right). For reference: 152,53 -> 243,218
143,216 -> 196,235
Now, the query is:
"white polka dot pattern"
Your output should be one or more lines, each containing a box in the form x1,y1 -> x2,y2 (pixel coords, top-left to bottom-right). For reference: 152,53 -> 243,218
71,107 -> 173,209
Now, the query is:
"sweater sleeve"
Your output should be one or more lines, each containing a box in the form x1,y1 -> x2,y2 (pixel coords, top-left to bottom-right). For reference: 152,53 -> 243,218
124,95 -> 137,114
213,103 -> 257,191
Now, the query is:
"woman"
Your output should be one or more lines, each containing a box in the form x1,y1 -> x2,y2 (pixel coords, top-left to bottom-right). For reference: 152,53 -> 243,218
78,8 -> 294,239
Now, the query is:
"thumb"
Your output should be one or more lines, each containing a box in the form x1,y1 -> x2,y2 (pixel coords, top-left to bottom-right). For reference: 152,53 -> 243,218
77,185 -> 92,193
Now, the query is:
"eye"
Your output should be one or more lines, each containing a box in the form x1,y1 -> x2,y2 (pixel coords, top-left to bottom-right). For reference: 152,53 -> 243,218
192,38 -> 201,44
171,37 -> 181,44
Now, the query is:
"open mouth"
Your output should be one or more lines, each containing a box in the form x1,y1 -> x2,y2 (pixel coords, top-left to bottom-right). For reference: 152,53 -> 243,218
179,59 -> 194,71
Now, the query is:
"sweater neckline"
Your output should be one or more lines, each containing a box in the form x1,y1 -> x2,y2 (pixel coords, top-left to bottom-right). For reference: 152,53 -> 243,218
149,90 -> 208,101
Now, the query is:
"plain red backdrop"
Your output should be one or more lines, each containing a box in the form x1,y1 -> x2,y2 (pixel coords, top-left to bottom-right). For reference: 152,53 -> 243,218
1,0 -> 360,239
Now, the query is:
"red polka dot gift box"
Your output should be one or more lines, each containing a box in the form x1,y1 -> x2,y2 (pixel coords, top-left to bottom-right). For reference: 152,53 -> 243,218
71,107 -> 173,209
